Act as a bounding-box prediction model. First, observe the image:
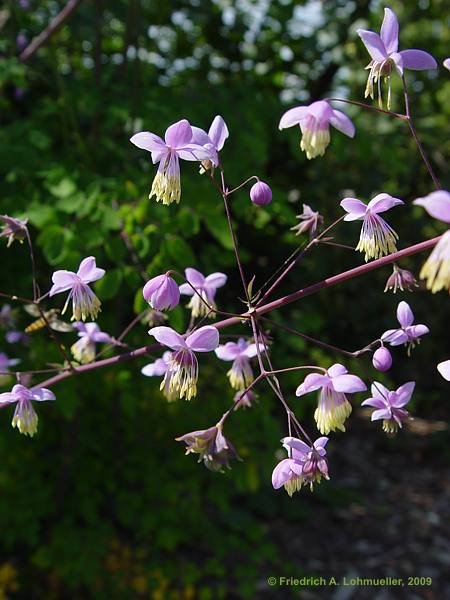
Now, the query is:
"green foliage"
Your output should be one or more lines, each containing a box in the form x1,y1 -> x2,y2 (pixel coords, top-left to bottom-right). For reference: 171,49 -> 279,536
0,0 -> 449,598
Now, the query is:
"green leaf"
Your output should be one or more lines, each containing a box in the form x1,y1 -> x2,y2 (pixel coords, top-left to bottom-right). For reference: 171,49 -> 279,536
94,269 -> 123,300
48,178 -> 77,199
37,225 -> 72,265
204,214 -> 234,250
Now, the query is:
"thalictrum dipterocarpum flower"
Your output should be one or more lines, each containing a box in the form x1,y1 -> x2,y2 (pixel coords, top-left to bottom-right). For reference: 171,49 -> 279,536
357,7 -> 437,109
141,351 -> 177,401
148,325 -> 219,400
296,364 -> 366,435
279,100 -> 355,160
215,337 -> 263,390
381,301 -> 429,355
176,424 -> 239,472
143,274 -> 180,311
362,381 -> 415,434
179,268 -> 227,318
0,384 -> 55,437
437,360 -> 450,381
372,346 -> 392,372
191,115 -> 229,173
384,264 -> 419,293
49,257 -> 105,322
71,322 -> 115,364
413,190 -> 450,294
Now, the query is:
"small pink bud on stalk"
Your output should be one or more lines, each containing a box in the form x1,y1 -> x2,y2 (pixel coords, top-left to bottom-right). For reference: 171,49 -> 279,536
372,347 -> 392,372
250,181 -> 272,206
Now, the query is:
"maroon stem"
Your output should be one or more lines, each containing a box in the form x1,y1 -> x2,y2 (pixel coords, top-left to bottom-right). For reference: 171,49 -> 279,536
32,235 -> 441,391
19,0 -> 83,62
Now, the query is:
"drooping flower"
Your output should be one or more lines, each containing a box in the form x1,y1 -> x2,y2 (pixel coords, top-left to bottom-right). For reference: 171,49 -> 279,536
272,436 -> 329,495
372,346 -> 392,372
362,381 -> 415,434
233,388 -> 257,410
250,181 -> 272,206
143,274 -> 180,311
413,190 -> 450,293
49,257 -> 105,322
0,215 -> 28,247
341,193 -> 403,261
148,325 -> 219,400
130,119 -> 213,205
191,115 -> 229,173
437,360 -> 450,381
279,100 -> 355,160
141,350 -> 177,401
71,322 -> 114,364
357,8 -> 437,109
0,352 -> 20,373
215,337 -> 263,390
0,384 -> 55,437
179,268 -> 227,318
291,204 -> 323,238
296,364 -> 366,434
384,264 -> 418,293
176,423 -> 239,472
381,301 -> 429,355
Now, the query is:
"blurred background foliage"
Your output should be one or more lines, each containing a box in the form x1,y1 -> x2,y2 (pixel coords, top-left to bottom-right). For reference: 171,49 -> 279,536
0,0 -> 449,598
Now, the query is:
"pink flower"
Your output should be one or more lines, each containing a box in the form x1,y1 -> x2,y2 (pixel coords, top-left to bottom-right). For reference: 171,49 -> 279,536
279,100 -> 355,159
191,115 -> 229,173
250,181 -> 272,206
71,322 -> 114,364
143,274 -> 180,311
148,325 -> 219,400
341,193 -> 403,261
296,364 -> 366,434
141,351 -> 177,401
0,384 -> 55,437
384,265 -> 418,293
179,268 -> 227,318
49,257 -> 105,321
372,347 -> 392,372
381,301 -> 429,355
437,360 -> 450,382
176,424 -> 239,472
362,381 -> 415,434
215,337 -> 263,390
291,204 -> 323,238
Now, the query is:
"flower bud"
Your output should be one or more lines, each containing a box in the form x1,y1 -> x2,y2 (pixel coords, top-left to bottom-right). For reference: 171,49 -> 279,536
143,274 -> 180,311
372,347 -> 392,372
250,181 -> 272,206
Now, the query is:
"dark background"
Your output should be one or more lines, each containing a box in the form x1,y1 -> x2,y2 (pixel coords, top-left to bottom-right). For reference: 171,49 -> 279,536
0,1 -> 449,598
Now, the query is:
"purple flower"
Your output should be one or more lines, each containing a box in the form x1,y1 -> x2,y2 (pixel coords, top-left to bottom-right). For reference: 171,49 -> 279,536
279,100 -> 355,160
179,268 -> 227,318
437,360 -> 450,381
381,301 -> 429,355
444,59 -> 450,71
341,193 -> 403,261
141,351 -> 177,401
143,274 -> 180,311
0,304 -> 15,329
272,436 -> 329,495
130,119 -> 213,205
0,384 -> 55,437
148,325 -> 219,400
250,181 -> 272,206
6,331 -> 29,345
291,204 -> 323,238
215,337 -> 263,390
191,115 -> 229,173
0,352 -> 20,373
71,322 -> 114,364
384,264 -> 418,293
0,215 -> 28,248
357,8 -> 437,109
362,381 -> 415,434
19,0 -> 30,8
296,364 -> 366,434
233,389 -> 257,411
413,190 -> 450,293
372,346 -> 392,372
49,257 -> 105,322
176,424 -> 239,472
16,33 -> 28,51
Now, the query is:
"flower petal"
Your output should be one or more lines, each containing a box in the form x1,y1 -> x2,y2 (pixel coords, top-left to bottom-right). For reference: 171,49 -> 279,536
0,392 -> 15,404
208,115 -> 229,150
370,381 -> 390,401
362,397 -> 386,409
295,373 -> 328,396
330,110 -> 355,138
380,7 -> 399,54
381,329 -> 408,346
141,358 -> 168,377
179,283 -> 195,296
399,49 -> 437,70
367,193 -> 404,214
408,324 -> 429,339
327,363 -> 348,378
165,119 -> 193,147
332,374 -> 366,393
130,132 -> 166,153
357,29 -> 387,62
215,342 -> 240,361
204,272 -> 227,290
148,326 -> 186,350
77,257 -> 105,283
371,408 -> 391,421
31,387 -> 56,401
272,459 -> 293,489
397,301 -> 414,328
185,268 -> 205,287
393,381 -> 415,407
340,198 -> 367,220
186,326 -> 219,352
282,436 -> 311,455
413,190 -> 450,224
190,126 -> 211,146
437,360 -> 450,381
278,106 -> 308,130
